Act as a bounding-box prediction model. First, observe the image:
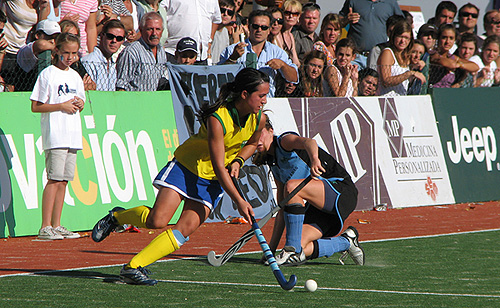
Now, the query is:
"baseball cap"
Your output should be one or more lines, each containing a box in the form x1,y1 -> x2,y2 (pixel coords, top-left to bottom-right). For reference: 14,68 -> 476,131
36,19 -> 61,36
417,24 -> 438,39
176,37 -> 198,53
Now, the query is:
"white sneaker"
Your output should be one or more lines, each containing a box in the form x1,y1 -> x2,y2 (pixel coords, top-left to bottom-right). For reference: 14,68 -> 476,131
53,226 -> 80,239
340,226 -> 365,265
275,246 -> 306,266
38,226 -> 64,240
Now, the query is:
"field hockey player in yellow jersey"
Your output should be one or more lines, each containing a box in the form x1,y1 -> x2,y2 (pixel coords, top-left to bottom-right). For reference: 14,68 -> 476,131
91,68 -> 270,285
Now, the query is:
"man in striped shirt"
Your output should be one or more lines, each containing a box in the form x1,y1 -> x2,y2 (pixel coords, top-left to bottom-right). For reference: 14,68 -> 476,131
116,11 -> 167,91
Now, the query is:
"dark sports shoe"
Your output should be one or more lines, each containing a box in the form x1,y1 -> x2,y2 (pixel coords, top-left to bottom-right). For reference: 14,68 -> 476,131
120,265 -> 158,286
340,226 -> 365,265
275,246 -> 306,266
91,206 -> 124,242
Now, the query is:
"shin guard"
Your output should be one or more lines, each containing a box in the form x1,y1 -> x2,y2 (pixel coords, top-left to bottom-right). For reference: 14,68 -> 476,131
128,229 -> 187,269
283,203 -> 305,253
114,205 -> 151,228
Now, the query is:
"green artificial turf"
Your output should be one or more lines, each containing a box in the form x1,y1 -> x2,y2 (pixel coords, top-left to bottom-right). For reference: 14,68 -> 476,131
1,230 -> 499,307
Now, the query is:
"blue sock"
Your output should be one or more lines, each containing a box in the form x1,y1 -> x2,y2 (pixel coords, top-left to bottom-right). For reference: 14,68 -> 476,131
284,212 -> 305,253
317,236 -> 350,258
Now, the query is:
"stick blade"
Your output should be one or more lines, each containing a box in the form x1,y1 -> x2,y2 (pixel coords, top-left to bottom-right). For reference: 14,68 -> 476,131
282,274 -> 297,291
207,250 -> 223,267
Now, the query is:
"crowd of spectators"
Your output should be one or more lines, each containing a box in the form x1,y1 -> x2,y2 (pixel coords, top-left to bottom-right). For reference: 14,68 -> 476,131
1,0 -> 500,96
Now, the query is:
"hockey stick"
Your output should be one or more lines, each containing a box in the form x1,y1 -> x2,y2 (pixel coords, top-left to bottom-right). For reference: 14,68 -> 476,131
207,175 -> 312,266
250,215 -> 297,290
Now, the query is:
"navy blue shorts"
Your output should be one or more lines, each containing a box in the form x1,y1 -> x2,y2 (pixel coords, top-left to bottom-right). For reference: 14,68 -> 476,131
153,159 -> 225,211
304,179 -> 357,237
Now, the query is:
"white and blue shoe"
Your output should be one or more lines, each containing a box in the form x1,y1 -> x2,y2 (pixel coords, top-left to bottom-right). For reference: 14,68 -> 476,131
276,246 -> 306,266
340,226 -> 365,265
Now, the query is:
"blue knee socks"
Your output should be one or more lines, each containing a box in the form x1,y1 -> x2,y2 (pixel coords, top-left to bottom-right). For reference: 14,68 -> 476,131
317,236 -> 350,258
284,209 -> 305,253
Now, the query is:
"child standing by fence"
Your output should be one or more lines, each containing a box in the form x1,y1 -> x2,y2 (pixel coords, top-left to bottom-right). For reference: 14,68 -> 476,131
30,33 -> 85,240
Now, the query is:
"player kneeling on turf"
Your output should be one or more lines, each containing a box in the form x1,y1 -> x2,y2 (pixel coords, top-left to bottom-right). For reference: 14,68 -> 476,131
253,116 -> 365,266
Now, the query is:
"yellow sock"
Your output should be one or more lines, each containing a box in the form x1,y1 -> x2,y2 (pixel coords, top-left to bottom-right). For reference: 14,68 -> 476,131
114,205 -> 150,228
128,229 -> 180,269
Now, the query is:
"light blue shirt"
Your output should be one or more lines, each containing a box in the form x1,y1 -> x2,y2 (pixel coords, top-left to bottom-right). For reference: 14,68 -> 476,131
81,47 -> 117,91
218,39 -> 298,97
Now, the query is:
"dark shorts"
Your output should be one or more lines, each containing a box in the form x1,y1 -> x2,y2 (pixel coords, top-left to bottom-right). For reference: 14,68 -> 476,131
303,179 -> 357,237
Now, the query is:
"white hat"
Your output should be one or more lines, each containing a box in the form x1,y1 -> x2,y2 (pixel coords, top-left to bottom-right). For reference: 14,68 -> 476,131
36,19 -> 61,36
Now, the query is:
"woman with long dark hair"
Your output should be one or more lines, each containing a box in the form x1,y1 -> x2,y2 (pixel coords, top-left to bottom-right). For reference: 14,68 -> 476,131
429,24 -> 478,88
298,50 -> 327,97
92,68 -> 270,285
377,20 -> 426,95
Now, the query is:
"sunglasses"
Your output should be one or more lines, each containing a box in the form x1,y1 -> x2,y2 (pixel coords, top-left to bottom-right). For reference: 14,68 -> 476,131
284,11 -> 300,17
490,20 -> 500,25
250,24 -> 270,31
272,18 -> 284,25
303,2 -> 321,10
104,32 -> 125,42
460,12 -> 478,18
220,8 -> 235,16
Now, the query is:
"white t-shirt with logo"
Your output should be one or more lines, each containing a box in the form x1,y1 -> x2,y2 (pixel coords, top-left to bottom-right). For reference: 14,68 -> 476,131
30,65 -> 85,151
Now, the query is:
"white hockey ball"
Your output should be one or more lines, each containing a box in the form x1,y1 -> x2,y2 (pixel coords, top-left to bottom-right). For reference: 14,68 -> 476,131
304,279 -> 317,292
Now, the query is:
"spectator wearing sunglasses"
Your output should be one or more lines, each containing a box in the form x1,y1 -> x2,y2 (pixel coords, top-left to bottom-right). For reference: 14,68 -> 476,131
116,12 -> 167,91
457,3 -> 479,35
82,20 -> 126,91
457,3 -> 482,51
267,6 -> 299,67
219,10 -> 298,97
481,10 -> 500,40
281,0 -> 301,66
293,2 -> 320,63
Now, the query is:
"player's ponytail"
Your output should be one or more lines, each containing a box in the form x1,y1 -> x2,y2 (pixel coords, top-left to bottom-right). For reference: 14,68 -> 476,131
199,68 -> 270,123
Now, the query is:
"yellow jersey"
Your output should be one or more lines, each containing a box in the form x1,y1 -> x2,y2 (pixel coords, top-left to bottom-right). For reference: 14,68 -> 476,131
174,103 -> 261,180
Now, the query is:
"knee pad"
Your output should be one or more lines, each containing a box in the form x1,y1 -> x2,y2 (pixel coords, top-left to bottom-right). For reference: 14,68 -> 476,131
284,203 -> 306,214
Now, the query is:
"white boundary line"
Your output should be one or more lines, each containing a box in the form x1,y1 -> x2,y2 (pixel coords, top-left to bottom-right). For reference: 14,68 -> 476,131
156,279 -> 500,298
2,229 -> 500,299
361,227 -> 500,243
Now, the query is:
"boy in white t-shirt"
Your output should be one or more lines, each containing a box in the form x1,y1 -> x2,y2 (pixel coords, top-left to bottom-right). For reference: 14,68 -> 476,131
30,33 -> 85,240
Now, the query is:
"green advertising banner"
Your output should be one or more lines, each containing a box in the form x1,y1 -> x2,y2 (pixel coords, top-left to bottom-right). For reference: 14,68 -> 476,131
432,88 -> 500,203
0,91 -> 179,237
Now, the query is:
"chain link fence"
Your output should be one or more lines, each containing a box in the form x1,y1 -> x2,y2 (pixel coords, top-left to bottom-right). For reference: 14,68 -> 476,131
1,55 -> 493,95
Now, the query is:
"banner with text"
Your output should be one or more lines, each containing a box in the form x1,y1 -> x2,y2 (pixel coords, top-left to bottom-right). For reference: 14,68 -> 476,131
167,63 -> 244,143
265,95 -> 455,210
0,91 -> 178,237
166,63 -> 275,222
432,88 -> 500,203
